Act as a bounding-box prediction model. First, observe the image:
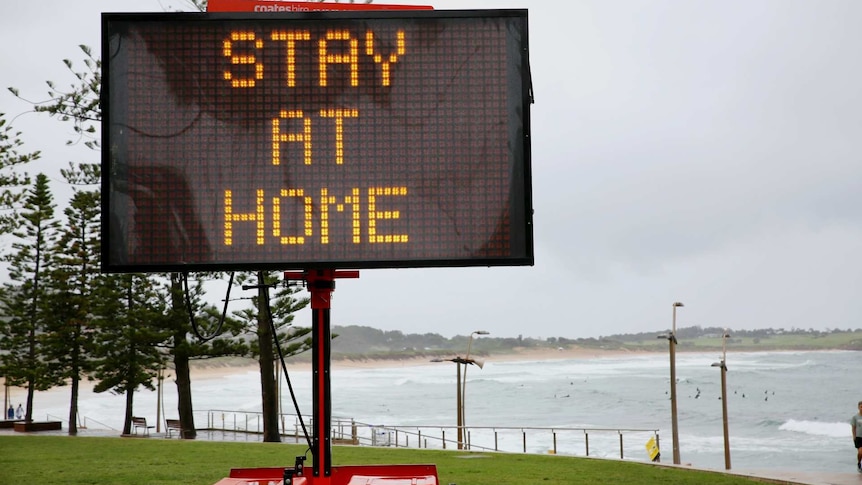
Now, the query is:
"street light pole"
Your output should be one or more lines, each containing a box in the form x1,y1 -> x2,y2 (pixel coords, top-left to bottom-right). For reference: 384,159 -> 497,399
156,366 -> 163,433
712,330 -> 731,470
461,330 -> 488,449
455,360 -> 463,449
431,357 -> 475,450
670,302 -> 684,465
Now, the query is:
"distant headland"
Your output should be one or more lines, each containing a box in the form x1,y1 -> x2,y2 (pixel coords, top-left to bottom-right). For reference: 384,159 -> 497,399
239,325 -> 862,368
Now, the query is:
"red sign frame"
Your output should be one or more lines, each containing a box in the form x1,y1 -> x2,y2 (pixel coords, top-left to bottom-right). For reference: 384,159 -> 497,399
206,0 -> 433,12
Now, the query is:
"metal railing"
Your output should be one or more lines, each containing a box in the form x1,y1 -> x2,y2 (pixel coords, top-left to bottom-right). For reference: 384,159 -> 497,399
200,410 -> 660,461
348,422 -> 660,460
44,413 -> 119,432
202,409 -> 357,444
37,408 -> 660,462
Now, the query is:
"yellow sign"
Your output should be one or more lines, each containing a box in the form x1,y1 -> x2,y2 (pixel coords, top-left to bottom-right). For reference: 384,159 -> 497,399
645,436 -> 660,462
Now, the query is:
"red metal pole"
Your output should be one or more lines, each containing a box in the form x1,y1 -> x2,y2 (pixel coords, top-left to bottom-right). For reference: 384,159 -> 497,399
312,305 -> 331,478
288,269 -> 359,481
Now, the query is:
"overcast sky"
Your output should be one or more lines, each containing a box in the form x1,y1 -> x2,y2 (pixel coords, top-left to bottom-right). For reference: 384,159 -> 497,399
2,0 -> 861,340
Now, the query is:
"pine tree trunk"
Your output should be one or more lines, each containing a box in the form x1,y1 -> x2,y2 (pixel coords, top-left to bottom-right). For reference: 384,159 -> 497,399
171,273 -> 197,439
68,375 -> 79,435
123,389 -> 134,435
258,272 -> 280,442
174,348 -> 196,439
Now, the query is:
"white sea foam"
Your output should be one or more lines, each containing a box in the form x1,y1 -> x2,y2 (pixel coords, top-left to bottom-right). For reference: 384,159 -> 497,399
779,419 -> 848,438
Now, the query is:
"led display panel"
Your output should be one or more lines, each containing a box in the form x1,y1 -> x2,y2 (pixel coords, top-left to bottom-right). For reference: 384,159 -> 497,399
102,10 -> 532,272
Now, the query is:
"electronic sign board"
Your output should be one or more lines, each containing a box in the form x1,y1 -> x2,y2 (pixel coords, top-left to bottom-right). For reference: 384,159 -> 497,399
102,10 -> 532,273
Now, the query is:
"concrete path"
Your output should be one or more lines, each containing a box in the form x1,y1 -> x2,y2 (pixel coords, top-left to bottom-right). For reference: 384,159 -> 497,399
650,461 -> 862,485
730,469 -> 862,485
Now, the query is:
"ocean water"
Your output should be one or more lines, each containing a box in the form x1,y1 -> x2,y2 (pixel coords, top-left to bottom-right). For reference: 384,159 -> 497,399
22,350 -> 862,474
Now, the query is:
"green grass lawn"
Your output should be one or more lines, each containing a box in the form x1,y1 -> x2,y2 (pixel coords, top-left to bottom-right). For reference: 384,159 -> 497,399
0,435 -> 775,484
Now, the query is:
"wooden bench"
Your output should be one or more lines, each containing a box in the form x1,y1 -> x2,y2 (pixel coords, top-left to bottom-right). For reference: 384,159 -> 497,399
165,419 -> 182,438
131,417 -> 155,436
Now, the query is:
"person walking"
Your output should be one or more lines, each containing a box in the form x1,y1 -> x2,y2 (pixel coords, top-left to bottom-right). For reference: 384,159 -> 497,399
15,403 -> 23,420
851,401 -> 862,472
6,404 -> 12,420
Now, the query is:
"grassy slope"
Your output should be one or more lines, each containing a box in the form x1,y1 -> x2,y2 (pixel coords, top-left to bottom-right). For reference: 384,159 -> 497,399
0,435 -> 775,485
595,330 -> 862,353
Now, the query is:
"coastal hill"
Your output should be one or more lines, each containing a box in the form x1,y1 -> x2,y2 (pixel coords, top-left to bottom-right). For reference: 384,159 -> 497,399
325,325 -> 862,362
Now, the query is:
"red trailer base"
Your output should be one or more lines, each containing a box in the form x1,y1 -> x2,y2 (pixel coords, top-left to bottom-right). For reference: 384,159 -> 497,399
213,464 -> 439,485
213,272 -> 438,485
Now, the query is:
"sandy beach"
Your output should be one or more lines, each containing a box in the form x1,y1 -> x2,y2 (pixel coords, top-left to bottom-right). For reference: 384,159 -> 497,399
183,346 -> 653,380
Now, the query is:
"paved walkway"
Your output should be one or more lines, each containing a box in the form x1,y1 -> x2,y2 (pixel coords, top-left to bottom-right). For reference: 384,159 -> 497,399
740,469 -> 862,485
656,463 -> 862,485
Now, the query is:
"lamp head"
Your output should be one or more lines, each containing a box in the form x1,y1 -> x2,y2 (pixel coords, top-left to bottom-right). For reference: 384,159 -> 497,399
673,302 -> 684,308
